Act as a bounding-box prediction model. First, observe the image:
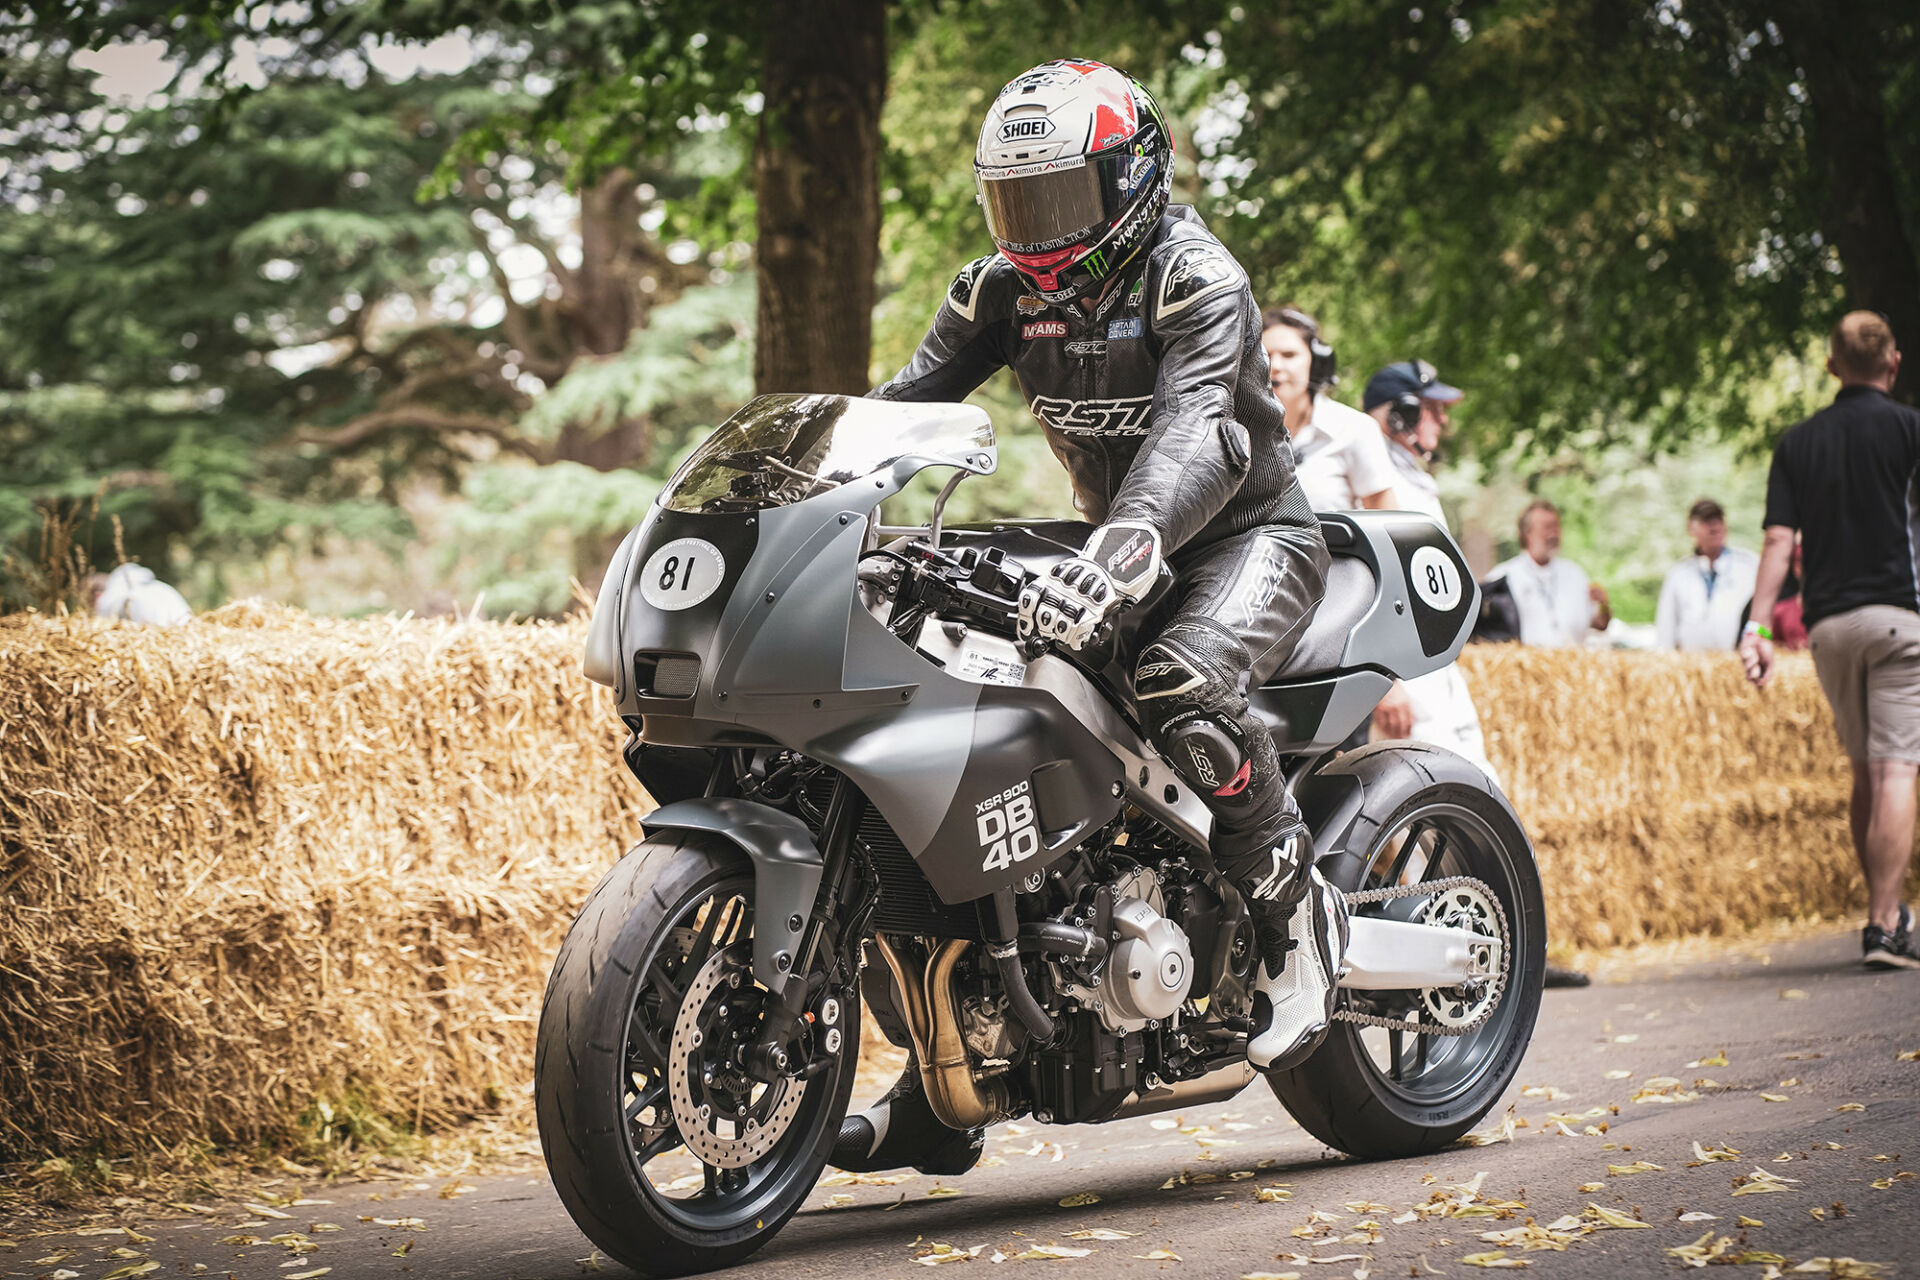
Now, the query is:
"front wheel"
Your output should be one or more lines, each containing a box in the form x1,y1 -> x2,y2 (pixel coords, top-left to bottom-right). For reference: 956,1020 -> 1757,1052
535,831 -> 859,1276
1269,744 -> 1546,1158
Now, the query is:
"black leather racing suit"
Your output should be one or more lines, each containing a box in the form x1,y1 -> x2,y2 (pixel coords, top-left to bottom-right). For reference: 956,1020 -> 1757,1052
873,206 -> 1330,886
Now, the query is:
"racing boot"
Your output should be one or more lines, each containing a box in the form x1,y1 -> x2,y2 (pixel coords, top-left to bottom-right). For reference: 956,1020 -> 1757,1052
830,1057 -> 984,1176
1246,863 -> 1349,1071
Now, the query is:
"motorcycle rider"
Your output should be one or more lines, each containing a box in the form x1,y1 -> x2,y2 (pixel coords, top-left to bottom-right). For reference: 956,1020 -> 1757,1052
835,59 -> 1344,1175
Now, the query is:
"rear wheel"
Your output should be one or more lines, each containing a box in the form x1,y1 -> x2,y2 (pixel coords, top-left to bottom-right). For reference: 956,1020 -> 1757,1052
536,832 -> 859,1276
1269,744 -> 1545,1158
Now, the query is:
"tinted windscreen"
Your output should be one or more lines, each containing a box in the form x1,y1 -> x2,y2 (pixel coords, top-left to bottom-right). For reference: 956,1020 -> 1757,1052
977,157 -> 1106,252
661,394 -> 994,514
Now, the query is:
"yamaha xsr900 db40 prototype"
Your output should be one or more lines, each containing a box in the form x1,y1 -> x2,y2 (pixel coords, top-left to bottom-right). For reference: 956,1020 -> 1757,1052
538,394 -> 1543,1275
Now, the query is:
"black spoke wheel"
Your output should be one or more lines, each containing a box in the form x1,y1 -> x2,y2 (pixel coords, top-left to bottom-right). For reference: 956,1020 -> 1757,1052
1269,744 -> 1546,1159
536,831 -> 859,1276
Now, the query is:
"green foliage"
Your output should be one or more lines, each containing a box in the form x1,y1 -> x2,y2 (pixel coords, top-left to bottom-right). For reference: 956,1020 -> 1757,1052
1204,0 -> 1909,451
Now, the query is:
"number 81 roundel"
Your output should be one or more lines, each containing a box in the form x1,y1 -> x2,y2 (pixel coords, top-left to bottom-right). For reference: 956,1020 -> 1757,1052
639,538 -> 727,611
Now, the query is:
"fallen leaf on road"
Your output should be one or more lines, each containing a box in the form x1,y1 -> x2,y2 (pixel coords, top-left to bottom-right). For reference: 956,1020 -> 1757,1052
1608,1161 -> 1663,1175
1057,1192 -> 1101,1208
1151,1119 -> 1179,1130
1789,1260 -> 1888,1277
1780,989 -> 1808,1000
1306,1255 -> 1368,1264
1135,1250 -> 1182,1260
1692,1142 -> 1741,1163
1239,1273 -> 1302,1280
1689,1051 -> 1730,1067
1732,1169 -> 1799,1196
1583,1204 -> 1652,1230
1476,1225 -> 1579,1252
219,1235 -> 260,1246
1255,1186 -> 1295,1203
913,1242 -> 974,1266
1677,1212 -> 1719,1222
1520,1085 -> 1570,1100
1459,1110 -> 1517,1146
1760,1093 -> 1790,1103
99,1265 -> 160,1280
1836,1104 -> 1865,1113
824,1194 -> 855,1208
1778,1078 -> 1802,1087
1066,1229 -> 1136,1241
243,1204 -> 293,1219
1613,1034 -> 1639,1043
1011,1244 -> 1092,1260
1737,1216 -> 1764,1227
1458,1252 -> 1527,1268
1577,1183 -> 1604,1193
1667,1232 -> 1734,1267
926,1185 -> 964,1198
286,1271 -> 331,1280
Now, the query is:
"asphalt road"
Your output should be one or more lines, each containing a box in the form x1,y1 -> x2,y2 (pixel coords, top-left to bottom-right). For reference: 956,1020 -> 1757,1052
7,931 -> 1917,1280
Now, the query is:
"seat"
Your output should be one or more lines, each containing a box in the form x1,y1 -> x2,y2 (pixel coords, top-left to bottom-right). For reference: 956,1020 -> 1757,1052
1261,553 -> 1376,683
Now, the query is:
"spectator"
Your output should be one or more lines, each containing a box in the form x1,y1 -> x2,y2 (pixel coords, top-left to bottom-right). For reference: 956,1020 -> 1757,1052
86,564 -> 192,625
1654,498 -> 1758,650
1360,360 -> 1498,784
1742,310 -> 1918,969
1488,500 -> 1611,648
1261,307 -> 1398,512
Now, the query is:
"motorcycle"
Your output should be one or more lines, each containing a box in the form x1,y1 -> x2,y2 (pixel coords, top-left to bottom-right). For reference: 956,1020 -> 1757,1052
538,393 -> 1544,1276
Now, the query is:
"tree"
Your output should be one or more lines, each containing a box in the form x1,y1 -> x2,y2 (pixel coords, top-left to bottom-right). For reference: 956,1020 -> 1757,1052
1204,0 -> 1919,450
0,31 -> 747,609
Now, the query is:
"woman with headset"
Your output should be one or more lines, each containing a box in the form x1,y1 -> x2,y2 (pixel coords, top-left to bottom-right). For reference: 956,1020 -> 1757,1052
1259,306 -> 1399,513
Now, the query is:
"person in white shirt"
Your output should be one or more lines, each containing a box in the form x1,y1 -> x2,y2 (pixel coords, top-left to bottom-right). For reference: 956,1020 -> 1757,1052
1654,498 -> 1758,651
1260,307 -> 1398,512
86,564 -> 193,625
1360,360 -> 1497,785
1489,500 -> 1612,647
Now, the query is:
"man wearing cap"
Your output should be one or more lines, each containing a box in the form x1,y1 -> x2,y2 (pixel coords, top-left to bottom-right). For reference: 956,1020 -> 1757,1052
1360,361 -> 1496,782
1654,498 -> 1758,651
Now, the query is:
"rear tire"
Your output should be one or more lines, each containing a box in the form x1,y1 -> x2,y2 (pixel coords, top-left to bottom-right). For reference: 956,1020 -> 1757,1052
536,831 -> 859,1276
1269,744 -> 1545,1158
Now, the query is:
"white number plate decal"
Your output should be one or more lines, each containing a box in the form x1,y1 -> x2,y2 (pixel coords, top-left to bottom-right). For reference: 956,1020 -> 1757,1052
956,648 -> 1027,687
1408,545 -> 1462,612
639,538 -> 727,611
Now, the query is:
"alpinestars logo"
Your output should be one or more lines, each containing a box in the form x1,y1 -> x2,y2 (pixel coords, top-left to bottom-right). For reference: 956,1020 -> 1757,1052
1028,395 -> 1153,437
1249,835 -> 1302,901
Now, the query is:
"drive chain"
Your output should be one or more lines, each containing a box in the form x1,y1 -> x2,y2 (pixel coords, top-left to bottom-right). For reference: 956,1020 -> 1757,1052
1331,876 -> 1511,1038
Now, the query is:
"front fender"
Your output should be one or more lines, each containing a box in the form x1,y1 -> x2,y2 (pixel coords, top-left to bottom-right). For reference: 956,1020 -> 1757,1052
641,798 -> 824,988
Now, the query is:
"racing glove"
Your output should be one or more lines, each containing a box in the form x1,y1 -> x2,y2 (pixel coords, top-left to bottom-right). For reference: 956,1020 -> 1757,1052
1017,521 -> 1161,651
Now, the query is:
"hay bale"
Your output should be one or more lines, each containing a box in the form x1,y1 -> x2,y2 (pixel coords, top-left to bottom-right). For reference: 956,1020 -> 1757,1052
0,609 -> 646,1163
1460,647 -> 1915,948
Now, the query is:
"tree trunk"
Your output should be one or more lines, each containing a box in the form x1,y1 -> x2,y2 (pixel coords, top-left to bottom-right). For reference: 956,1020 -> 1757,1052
752,0 -> 887,395
1774,1 -> 1920,404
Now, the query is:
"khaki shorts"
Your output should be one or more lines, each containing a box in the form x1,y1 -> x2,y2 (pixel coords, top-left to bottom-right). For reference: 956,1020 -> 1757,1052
1809,605 -> 1920,763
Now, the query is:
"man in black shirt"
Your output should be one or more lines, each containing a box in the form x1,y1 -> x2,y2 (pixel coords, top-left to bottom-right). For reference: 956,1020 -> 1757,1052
1743,311 -> 1920,969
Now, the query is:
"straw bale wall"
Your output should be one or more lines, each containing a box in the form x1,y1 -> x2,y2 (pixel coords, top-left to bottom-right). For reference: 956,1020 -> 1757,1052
1,613 -> 1907,1163
0,606 -> 646,1163
1457,646 -> 1914,947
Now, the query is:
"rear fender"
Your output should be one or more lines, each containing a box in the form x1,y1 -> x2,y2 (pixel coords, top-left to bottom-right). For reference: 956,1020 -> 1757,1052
640,798 -> 823,988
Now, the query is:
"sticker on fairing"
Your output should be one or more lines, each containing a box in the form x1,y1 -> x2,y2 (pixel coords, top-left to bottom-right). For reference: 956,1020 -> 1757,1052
639,538 -> 727,611
956,649 -> 1027,687
976,780 -> 1039,872
1409,545 -> 1462,612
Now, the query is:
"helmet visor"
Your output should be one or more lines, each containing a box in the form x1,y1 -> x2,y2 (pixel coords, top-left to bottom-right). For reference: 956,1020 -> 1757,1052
977,156 -> 1108,254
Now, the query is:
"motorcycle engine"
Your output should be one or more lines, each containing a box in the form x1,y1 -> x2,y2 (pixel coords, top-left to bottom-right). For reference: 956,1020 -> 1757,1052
1062,868 -> 1195,1034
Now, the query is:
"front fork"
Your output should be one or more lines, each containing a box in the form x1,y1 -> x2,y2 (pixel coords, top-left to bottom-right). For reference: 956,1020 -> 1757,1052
741,775 -> 875,1084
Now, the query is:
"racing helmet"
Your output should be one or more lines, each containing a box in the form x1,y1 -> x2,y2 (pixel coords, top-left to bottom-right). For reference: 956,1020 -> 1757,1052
974,59 -> 1174,305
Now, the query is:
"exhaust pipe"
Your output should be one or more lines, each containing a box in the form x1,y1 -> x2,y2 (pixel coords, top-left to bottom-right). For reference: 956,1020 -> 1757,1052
873,935 -> 1013,1130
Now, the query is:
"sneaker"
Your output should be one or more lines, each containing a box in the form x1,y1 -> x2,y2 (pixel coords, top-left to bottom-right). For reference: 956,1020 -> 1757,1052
1862,904 -> 1920,971
1247,866 -> 1349,1071
830,1060 -> 984,1175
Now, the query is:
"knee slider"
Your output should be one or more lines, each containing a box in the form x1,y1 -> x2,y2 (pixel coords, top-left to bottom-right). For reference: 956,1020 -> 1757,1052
1136,622 -> 1257,798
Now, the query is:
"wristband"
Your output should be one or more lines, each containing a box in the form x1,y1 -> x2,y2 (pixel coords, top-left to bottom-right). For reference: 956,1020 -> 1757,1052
1742,621 -> 1773,641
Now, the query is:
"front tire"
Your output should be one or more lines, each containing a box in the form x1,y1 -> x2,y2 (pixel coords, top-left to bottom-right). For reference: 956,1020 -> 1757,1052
536,831 -> 858,1276
1269,744 -> 1546,1158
